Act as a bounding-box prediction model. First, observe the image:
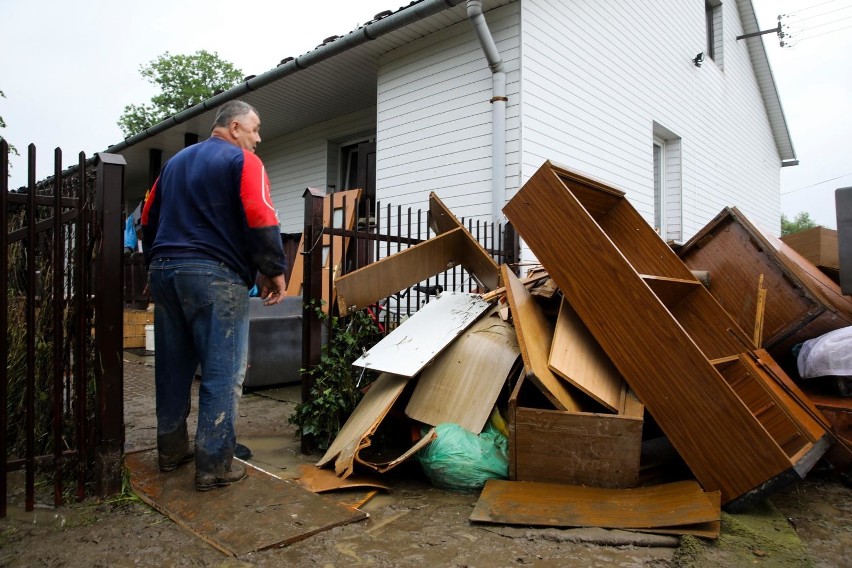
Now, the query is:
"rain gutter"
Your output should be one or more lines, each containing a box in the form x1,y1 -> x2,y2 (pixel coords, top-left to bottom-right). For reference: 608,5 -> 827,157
105,0 -> 466,154
466,0 -> 506,223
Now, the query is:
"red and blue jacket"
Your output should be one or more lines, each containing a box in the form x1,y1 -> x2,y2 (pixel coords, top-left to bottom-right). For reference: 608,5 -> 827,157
141,136 -> 286,286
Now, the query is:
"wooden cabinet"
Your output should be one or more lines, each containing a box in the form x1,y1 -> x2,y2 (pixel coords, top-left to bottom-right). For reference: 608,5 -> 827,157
503,161 -> 830,508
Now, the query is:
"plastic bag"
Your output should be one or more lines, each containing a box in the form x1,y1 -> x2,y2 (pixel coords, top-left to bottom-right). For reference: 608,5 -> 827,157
416,422 -> 508,493
797,326 -> 852,378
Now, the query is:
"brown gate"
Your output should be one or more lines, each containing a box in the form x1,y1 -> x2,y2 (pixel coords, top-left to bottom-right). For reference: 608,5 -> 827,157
1,141 -> 126,517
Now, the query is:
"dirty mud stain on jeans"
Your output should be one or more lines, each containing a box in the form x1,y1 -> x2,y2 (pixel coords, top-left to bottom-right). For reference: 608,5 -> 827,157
214,412 -> 226,426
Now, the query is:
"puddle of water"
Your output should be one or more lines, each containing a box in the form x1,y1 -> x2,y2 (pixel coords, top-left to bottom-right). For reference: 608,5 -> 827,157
238,435 -> 307,478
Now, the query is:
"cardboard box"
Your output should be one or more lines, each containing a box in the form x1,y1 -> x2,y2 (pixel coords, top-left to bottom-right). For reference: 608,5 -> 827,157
124,309 -> 154,349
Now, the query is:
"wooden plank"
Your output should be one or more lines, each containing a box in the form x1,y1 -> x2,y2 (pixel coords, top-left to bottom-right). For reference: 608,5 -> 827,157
286,189 -> 361,312
428,192 -> 501,290
502,265 -> 582,412
470,479 -> 720,538
640,275 -> 702,309
126,449 -> 366,556
548,297 -> 625,413
336,227 -> 469,314
503,161 -> 802,504
316,373 -> 409,477
352,292 -> 491,377
405,306 -> 520,432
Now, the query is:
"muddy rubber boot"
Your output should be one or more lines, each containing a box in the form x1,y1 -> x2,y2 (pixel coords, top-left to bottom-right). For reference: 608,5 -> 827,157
195,461 -> 247,491
157,426 -> 194,472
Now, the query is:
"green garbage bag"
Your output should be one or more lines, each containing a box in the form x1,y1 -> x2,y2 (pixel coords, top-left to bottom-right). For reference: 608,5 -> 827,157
417,422 -> 508,492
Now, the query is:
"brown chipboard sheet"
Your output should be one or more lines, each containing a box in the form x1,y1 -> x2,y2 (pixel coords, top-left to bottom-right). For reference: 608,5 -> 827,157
127,450 -> 365,556
470,479 -> 720,538
502,265 -> 582,412
428,192 -> 501,290
295,464 -> 391,493
503,161 -> 826,505
548,297 -> 626,413
352,292 -> 491,377
316,373 -> 409,477
335,227 -> 498,314
405,306 -> 521,433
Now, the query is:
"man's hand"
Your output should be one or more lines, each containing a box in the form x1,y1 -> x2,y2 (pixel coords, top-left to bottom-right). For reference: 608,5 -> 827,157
260,274 -> 287,306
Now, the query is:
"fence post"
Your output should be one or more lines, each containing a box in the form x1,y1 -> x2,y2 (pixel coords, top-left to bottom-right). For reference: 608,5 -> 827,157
92,153 -> 125,496
300,188 -> 325,454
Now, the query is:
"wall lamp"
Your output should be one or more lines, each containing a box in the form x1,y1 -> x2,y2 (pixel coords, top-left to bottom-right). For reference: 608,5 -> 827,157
693,52 -> 705,67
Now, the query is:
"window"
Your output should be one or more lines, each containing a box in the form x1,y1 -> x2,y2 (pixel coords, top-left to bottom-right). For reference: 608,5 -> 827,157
653,138 -> 665,234
652,123 -> 683,243
705,0 -> 723,66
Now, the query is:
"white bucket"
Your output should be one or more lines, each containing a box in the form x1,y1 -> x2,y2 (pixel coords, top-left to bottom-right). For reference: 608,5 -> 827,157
145,324 -> 155,352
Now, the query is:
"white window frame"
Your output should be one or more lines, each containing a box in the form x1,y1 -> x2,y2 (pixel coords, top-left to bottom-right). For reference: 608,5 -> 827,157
652,122 -> 683,244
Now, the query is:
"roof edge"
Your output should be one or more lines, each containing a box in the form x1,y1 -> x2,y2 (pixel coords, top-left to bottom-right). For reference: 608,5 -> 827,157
105,0 -> 466,155
737,0 -> 797,165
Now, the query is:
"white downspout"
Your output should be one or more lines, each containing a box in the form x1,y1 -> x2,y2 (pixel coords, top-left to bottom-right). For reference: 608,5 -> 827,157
467,0 -> 507,224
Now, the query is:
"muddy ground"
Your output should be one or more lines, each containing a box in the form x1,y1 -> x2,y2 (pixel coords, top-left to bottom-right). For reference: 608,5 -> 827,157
1,354 -> 850,567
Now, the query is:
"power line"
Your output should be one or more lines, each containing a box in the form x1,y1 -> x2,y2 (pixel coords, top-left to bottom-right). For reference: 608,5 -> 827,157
785,0 -> 845,17
799,13 -> 852,32
794,4 -> 852,23
782,172 -> 852,195
792,22 -> 852,44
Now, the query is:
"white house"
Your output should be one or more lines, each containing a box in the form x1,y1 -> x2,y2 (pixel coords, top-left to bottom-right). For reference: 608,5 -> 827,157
111,0 -> 795,248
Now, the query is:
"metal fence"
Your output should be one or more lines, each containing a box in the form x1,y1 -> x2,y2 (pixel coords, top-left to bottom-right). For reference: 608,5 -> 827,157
1,142 -> 125,517
297,190 -> 518,452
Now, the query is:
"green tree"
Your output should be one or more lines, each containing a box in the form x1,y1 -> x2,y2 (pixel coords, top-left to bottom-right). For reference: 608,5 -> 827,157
781,211 -> 818,236
118,50 -> 243,137
0,89 -> 19,158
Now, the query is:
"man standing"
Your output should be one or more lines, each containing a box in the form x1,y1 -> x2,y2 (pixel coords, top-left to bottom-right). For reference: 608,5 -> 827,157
142,100 -> 287,491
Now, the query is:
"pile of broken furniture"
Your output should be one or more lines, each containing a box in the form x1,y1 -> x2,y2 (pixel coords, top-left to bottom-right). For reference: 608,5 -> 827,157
304,161 -> 850,539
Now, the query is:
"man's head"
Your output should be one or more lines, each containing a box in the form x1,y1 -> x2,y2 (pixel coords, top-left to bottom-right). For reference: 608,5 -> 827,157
211,100 -> 261,152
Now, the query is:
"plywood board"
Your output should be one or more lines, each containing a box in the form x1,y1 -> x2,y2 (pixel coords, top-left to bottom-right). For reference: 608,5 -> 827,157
548,297 -> 625,412
503,161 -> 809,504
470,479 -> 720,538
502,265 -> 582,412
126,449 -> 366,556
335,227 -> 499,314
316,373 -> 409,477
352,292 -> 491,377
405,306 -> 521,432
428,192 -> 501,290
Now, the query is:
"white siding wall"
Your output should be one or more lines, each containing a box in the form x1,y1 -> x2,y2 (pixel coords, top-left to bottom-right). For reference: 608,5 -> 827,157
520,0 -> 782,239
376,2 -> 521,228
258,107 -> 376,233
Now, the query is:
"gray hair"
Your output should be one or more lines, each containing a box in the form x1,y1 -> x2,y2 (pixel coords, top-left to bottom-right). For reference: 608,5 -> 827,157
212,100 -> 259,129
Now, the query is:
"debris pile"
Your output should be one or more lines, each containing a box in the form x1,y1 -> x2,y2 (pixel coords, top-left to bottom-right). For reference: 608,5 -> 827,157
309,161 -> 851,539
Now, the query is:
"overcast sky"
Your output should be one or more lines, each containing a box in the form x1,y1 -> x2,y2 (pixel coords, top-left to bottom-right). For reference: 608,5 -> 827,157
2,0 -> 850,228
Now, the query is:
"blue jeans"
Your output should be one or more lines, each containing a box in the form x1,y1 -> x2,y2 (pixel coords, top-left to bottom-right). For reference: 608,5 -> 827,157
148,258 -> 249,476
